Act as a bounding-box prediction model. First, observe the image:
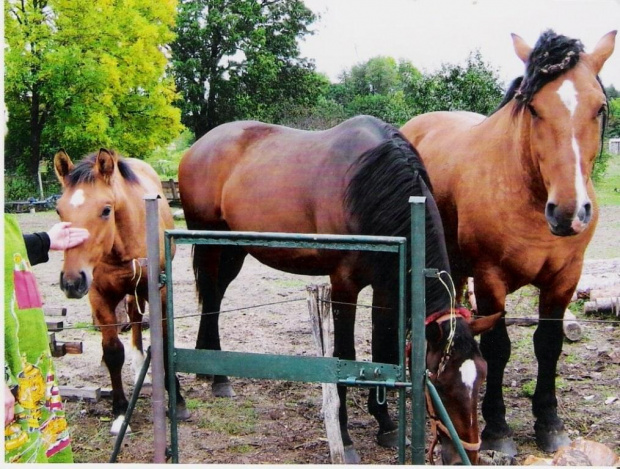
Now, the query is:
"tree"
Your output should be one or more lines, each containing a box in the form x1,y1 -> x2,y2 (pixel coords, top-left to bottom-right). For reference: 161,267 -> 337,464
4,0 -> 182,183
171,0 -> 320,138
406,51 -> 504,116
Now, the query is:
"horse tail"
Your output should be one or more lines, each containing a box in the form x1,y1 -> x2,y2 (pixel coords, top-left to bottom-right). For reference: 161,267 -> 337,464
344,124 -> 452,315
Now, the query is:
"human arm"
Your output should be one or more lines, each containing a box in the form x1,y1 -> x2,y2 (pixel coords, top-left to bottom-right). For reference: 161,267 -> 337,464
22,222 -> 89,265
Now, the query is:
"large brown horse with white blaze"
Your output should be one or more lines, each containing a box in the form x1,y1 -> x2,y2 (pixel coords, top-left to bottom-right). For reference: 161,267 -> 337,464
179,115 -> 502,464
53,149 -> 189,435
401,30 -> 616,455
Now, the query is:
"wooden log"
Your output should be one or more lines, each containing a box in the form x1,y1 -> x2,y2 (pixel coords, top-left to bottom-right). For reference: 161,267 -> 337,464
506,310 -> 583,341
466,277 -> 477,313
45,319 -> 64,332
43,307 -> 67,316
307,284 -> 345,464
59,386 -> 101,402
562,310 -> 583,342
584,297 -> 620,317
56,341 -> 83,354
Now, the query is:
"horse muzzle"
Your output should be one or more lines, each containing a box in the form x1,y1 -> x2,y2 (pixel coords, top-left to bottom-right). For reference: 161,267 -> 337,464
545,201 -> 591,236
59,271 -> 90,299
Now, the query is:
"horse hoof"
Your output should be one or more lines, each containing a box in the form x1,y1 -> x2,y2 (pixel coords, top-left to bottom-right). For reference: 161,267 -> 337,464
110,415 -> 131,436
480,437 -> 518,457
377,429 -> 410,448
535,428 -> 570,453
176,404 -> 191,421
344,445 -> 361,464
212,382 -> 236,397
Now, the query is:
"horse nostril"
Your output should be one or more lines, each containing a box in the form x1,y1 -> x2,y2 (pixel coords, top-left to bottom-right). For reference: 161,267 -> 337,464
545,202 -> 557,225
581,202 -> 592,223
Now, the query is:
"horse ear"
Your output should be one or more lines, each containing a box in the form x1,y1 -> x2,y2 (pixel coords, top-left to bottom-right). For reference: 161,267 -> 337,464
95,148 -> 118,183
511,33 -> 532,64
54,149 -> 74,186
425,321 -> 443,344
588,30 -> 617,75
469,311 -> 505,336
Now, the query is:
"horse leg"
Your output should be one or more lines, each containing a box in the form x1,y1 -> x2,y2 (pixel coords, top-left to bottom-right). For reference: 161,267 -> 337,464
367,286 -> 399,448
475,276 -> 517,456
91,288 -> 129,435
330,278 -> 361,464
194,244 -> 246,397
532,287 -> 572,452
160,285 -> 191,421
126,295 -> 151,387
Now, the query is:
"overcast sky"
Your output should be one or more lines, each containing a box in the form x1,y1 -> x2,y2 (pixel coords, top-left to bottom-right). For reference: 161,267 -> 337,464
299,0 -> 620,88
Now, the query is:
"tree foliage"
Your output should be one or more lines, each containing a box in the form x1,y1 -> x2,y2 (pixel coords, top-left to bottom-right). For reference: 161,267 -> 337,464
4,0 -> 182,182
171,0 -> 324,138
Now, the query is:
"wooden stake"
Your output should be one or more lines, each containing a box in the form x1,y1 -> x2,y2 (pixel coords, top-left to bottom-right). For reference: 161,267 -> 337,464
307,284 -> 345,464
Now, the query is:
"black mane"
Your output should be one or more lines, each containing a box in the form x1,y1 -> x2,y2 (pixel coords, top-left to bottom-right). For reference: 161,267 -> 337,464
344,118 -> 452,316
495,30 -> 585,115
65,153 -> 139,187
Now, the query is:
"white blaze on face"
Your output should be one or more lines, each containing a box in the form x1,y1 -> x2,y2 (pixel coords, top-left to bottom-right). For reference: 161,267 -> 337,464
556,79 -> 589,219
69,188 -> 86,207
459,359 -> 477,396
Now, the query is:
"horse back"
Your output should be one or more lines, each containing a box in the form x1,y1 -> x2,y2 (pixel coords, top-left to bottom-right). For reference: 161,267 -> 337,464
179,118 -> 386,235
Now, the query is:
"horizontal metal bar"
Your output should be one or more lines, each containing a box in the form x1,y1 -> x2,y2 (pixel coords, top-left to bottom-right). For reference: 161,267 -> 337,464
166,229 -> 405,253
174,348 -> 403,384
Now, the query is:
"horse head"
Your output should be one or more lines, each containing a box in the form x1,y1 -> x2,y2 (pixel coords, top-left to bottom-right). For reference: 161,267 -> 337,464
54,149 -> 121,298
424,309 -> 504,465
510,30 -> 616,236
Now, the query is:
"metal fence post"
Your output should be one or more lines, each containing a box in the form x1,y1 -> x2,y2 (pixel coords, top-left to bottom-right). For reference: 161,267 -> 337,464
145,195 -> 167,463
409,196 -> 427,464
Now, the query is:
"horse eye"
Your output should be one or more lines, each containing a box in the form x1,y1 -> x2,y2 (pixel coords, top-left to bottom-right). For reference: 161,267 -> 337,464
101,205 -> 112,218
597,104 -> 607,117
527,104 -> 539,118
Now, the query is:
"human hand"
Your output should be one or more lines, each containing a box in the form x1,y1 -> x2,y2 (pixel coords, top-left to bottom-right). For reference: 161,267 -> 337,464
47,222 -> 90,251
4,382 -> 15,425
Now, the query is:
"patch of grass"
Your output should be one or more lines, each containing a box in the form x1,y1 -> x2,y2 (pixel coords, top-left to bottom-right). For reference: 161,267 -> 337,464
520,379 -> 536,398
196,399 -> 258,436
594,151 -> 620,206
72,321 -> 98,333
229,444 -> 254,454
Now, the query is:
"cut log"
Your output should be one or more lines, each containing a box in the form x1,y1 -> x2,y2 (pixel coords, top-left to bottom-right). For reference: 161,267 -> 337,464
584,297 -> 620,316
59,386 -> 101,402
506,310 -> 583,341
45,319 -> 64,332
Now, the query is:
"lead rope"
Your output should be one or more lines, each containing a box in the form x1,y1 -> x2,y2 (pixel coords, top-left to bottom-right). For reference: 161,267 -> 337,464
436,270 -> 458,375
130,258 -> 144,316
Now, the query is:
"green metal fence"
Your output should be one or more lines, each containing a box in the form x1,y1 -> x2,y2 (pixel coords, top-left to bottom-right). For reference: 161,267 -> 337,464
162,197 -> 428,464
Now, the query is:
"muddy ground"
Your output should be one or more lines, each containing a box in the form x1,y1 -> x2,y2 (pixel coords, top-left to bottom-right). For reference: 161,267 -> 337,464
16,208 -> 619,464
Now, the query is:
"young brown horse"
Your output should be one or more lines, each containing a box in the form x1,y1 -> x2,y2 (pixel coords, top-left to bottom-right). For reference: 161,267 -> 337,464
179,115 -> 502,463
401,30 -> 616,456
54,149 -> 188,435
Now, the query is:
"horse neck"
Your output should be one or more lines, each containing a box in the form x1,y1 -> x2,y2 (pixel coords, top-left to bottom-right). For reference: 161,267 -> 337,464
485,103 -> 548,205
108,179 -> 148,264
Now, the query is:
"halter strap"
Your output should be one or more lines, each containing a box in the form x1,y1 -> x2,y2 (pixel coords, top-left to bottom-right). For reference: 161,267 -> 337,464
425,385 -> 481,464
425,306 -> 472,326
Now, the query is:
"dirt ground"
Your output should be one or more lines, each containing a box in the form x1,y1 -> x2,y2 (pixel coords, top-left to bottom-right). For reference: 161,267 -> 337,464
16,207 -> 619,465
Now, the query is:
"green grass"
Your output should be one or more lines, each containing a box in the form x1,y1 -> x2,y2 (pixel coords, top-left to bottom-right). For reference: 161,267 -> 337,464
594,151 -> 620,206
71,321 -> 98,333
196,399 -> 258,436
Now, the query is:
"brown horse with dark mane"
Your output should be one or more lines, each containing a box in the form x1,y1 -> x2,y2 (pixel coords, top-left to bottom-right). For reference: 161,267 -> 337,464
54,149 -> 189,435
401,30 -> 616,455
179,115 -> 502,463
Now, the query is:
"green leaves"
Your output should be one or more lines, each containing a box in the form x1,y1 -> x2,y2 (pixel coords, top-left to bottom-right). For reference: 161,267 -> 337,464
4,0 -> 183,183
171,0 -> 320,138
